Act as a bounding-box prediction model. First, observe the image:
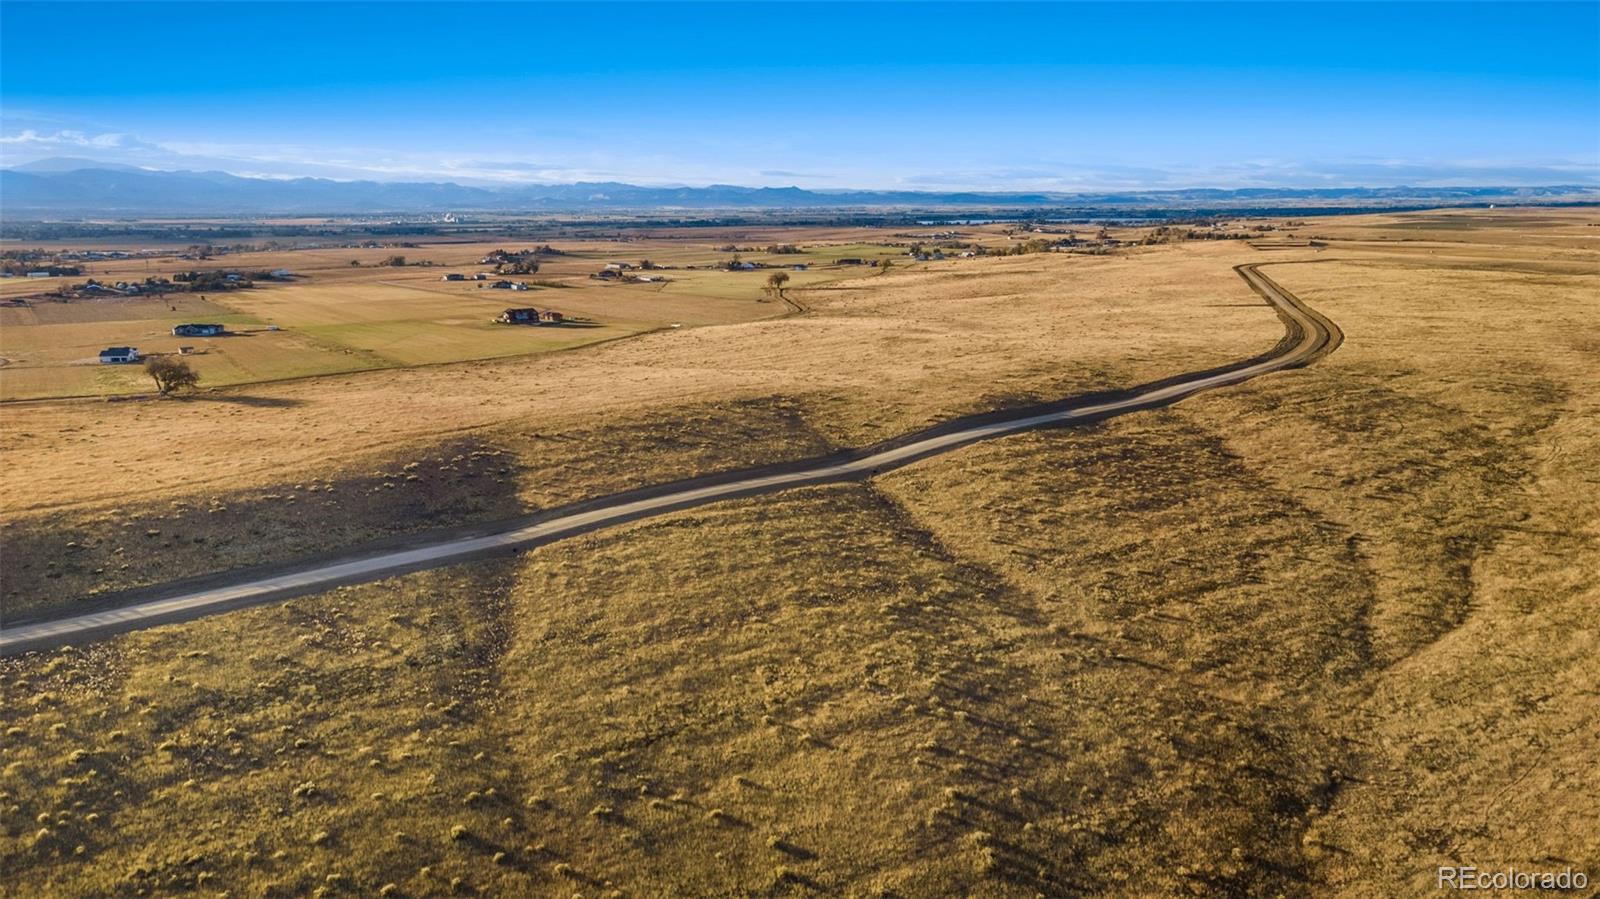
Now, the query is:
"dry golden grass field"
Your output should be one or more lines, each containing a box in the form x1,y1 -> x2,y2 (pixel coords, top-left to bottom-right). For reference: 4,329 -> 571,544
1,208 -> 1597,896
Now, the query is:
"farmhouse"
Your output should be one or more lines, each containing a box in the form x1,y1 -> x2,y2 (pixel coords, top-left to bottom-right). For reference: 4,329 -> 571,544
836,257 -> 865,265
99,346 -> 141,364
171,323 -> 225,337
496,308 -> 540,324
441,273 -> 465,281
540,310 -> 564,324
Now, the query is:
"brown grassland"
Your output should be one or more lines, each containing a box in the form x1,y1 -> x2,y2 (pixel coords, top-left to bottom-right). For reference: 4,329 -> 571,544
1,208 -> 1597,896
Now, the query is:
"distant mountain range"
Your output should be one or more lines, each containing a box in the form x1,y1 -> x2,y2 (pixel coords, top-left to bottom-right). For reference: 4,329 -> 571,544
2,159 -> 1595,216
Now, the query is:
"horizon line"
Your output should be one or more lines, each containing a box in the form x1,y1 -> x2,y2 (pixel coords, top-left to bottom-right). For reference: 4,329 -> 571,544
5,162 -> 1598,197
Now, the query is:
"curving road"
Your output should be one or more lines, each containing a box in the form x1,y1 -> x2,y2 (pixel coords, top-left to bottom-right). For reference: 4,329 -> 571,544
0,263 -> 1341,655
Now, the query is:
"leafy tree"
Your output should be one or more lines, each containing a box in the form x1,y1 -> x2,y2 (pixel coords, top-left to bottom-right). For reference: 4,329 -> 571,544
145,356 -> 200,395
878,258 -> 894,276
765,272 -> 790,296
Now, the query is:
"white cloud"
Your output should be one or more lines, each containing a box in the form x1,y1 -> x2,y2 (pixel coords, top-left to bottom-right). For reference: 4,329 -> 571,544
0,129 -> 161,152
3,127 -> 1594,190
889,156 -> 1599,192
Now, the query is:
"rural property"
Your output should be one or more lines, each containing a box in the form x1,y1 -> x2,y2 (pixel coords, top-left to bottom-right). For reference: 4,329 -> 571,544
2,2 -> 1596,897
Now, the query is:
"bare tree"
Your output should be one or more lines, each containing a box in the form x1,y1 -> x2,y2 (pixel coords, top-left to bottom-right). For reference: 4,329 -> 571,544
145,356 -> 200,395
765,272 -> 790,298
878,258 -> 894,276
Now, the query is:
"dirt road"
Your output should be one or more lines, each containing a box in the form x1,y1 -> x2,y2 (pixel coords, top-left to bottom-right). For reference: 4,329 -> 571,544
0,263 -> 1341,655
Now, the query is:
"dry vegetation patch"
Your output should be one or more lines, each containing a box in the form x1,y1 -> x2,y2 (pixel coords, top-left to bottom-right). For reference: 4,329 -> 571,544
4,396 -> 835,620
2,561 -> 526,897
1195,247 -> 1600,893
4,242 -> 1277,621
3,209 -> 1597,896
0,242 -> 1274,516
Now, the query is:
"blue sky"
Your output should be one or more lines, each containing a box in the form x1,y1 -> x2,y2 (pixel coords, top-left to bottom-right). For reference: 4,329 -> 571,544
2,1 -> 1596,189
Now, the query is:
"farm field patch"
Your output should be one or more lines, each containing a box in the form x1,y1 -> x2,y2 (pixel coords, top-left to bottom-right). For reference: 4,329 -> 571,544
0,231 -> 912,399
0,295 -> 370,399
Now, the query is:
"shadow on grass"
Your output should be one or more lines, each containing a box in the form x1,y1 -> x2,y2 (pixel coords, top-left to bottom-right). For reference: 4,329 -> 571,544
769,838 -> 816,860
186,394 -> 306,408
